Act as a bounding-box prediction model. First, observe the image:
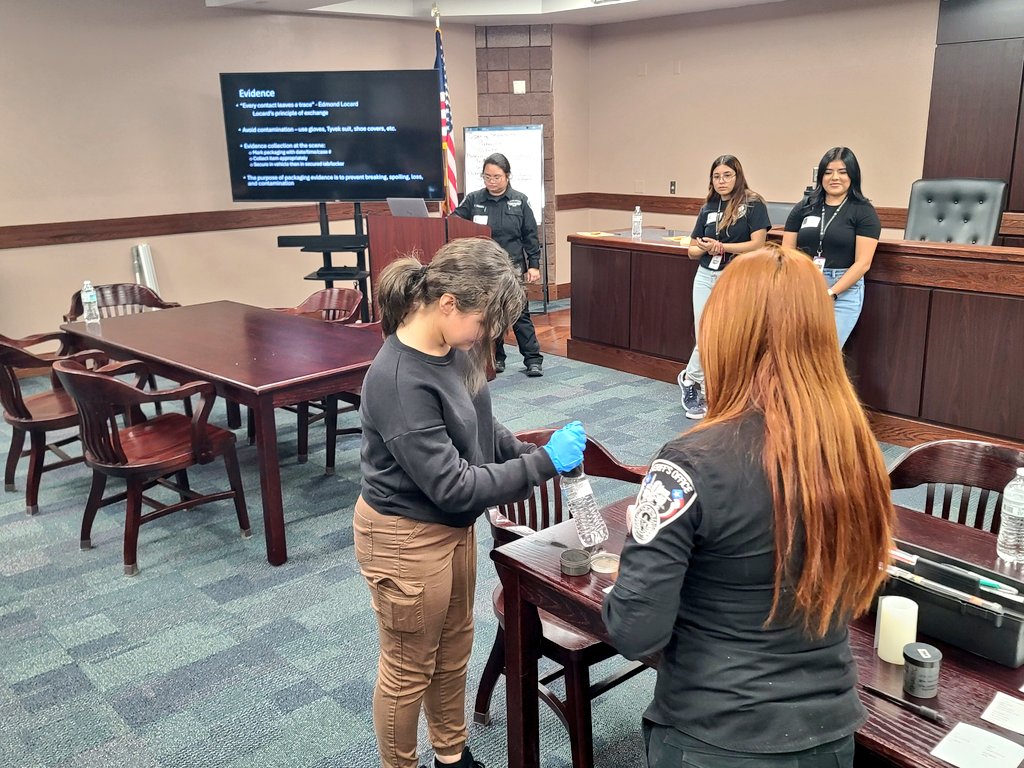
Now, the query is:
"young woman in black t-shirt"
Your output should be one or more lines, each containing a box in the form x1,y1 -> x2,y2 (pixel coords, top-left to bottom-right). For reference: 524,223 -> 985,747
782,147 -> 881,348
678,155 -> 771,419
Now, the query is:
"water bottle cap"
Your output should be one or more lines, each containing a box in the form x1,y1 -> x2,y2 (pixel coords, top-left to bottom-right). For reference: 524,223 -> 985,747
83,280 -> 93,289
634,206 -> 641,213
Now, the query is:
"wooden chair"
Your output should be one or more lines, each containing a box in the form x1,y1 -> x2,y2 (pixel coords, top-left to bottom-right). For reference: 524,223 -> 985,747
65,283 -> 183,416
1,332 -> 85,514
64,283 -> 182,322
888,439 -> 1024,532
475,428 -> 650,768
249,289 -> 369,473
274,287 -> 364,323
53,354 -> 250,576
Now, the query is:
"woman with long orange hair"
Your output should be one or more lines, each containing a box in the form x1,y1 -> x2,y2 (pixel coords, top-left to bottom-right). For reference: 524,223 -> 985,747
603,244 -> 893,767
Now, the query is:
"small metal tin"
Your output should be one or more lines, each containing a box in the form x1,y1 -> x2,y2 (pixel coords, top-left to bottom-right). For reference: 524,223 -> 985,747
560,548 -> 591,576
903,642 -> 942,698
590,552 -> 620,574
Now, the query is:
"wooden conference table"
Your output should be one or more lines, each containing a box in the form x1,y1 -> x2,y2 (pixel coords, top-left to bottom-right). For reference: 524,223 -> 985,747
492,501 -> 1024,768
62,300 -> 383,566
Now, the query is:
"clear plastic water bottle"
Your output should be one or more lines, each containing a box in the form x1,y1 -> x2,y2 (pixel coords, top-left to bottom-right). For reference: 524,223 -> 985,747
81,280 -> 101,324
561,465 -> 608,549
997,468 -> 1024,563
631,206 -> 643,240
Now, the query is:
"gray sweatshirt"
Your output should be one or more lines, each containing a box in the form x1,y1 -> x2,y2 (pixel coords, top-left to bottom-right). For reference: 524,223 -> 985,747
359,334 -> 557,527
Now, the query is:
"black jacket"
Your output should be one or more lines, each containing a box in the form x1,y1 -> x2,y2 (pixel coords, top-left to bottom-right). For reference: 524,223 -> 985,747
451,186 -> 541,270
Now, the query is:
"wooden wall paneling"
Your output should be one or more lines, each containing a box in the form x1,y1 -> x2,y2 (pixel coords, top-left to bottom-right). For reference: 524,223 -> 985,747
569,245 -> 631,347
937,0 -> 1024,44
868,254 -> 1024,296
845,282 -> 931,418
920,290 -> 1024,439
1008,69 -> 1024,212
628,250 -> 697,362
922,39 -> 1024,182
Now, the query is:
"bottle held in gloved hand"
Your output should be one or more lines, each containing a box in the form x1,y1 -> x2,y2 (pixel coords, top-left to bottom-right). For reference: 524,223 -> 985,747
561,465 -> 608,549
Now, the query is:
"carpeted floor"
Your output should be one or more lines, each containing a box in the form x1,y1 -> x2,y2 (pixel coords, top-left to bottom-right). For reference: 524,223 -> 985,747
0,346 -> 911,768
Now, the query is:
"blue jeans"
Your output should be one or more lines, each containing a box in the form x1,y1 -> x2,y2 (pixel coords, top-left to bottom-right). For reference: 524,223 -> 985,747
682,265 -> 721,385
645,723 -> 855,768
824,268 -> 864,349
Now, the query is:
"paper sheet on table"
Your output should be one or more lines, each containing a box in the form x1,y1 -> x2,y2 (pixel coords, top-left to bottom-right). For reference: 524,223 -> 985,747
662,235 -> 691,245
983,692 -> 1024,735
576,231 -> 616,237
930,722 -> 1024,768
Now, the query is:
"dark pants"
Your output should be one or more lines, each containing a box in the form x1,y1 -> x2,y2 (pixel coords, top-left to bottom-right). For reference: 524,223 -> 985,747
495,294 -> 542,367
645,722 -> 855,768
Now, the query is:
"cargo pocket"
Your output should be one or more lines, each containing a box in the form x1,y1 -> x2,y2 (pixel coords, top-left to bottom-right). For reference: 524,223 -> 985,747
371,576 -> 425,633
353,517 -> 372,564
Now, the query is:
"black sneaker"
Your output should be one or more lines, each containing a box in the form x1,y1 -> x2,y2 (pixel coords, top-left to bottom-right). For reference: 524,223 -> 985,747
678,373 -> 706,420
434,746 -> 484,768
494,360 -> 505,373
525,362 -> 543,377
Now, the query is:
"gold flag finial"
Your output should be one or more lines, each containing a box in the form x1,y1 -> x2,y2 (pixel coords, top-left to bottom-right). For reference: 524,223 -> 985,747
431,3 -> 440,29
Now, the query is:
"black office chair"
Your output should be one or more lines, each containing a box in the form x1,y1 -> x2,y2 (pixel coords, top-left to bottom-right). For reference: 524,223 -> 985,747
903,178 -> 1007,246
764,201 -> 795,228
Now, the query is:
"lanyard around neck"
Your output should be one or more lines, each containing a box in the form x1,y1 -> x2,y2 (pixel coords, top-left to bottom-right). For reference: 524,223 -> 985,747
818,197 -> 847,258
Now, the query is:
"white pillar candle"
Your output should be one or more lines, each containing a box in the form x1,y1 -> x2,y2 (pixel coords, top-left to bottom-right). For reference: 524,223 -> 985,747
877,596 -> 919,664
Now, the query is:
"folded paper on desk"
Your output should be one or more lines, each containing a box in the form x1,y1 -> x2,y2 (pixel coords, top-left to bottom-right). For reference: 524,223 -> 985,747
576,231 -> 616,237
662,235 -> 691,245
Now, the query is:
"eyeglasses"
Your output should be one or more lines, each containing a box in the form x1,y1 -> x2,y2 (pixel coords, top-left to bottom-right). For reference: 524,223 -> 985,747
712,173 -> 736,182
481,174 -> 506,182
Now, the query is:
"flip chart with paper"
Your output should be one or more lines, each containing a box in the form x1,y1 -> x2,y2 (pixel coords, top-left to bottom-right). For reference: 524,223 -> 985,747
463,125 -> 545,213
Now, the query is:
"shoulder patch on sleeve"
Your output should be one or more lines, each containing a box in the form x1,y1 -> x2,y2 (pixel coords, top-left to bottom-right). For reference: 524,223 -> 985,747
632,458 -> 697,544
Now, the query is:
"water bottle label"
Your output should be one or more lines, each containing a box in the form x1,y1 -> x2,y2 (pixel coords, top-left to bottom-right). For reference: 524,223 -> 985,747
566,478 -> 593,501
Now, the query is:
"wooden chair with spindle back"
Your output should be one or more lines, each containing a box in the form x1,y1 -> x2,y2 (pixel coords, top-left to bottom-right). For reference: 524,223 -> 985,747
475,428 -> 650,768
248,289 -> 372,474
888,439 -> 1024,533
54,353 -> 250,576
0,332 -> 84,514
65,283 -> 183,415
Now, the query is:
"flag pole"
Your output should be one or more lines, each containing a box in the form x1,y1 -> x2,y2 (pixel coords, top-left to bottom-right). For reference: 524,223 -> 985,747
431,3 -> 440,29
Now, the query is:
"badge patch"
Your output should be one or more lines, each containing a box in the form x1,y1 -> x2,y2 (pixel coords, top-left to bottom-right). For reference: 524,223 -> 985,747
631,459 -> 696,544
507,199 -> 522,208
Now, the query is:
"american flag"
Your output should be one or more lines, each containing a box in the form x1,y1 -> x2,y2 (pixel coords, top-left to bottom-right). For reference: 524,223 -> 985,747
434,24 -> 459,215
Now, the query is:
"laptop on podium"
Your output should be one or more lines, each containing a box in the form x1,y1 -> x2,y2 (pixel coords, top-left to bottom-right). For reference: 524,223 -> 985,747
386,198 -> 430,218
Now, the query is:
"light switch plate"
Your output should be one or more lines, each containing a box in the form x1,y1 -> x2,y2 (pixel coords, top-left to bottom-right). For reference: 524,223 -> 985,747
512,80 -> 527,94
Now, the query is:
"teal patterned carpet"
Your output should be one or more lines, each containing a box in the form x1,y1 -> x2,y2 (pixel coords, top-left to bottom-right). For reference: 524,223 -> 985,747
0,345 -> 910,768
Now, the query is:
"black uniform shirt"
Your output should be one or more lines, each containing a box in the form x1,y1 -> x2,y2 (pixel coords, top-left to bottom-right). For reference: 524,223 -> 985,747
452,186 -> 541,270
359,334 -> 556,527
602,413 -> 865,753
785,197 -> 881,270
690,196 -> 772,270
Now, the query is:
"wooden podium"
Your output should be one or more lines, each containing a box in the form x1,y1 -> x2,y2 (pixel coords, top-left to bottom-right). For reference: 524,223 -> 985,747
365,214 -> 491,318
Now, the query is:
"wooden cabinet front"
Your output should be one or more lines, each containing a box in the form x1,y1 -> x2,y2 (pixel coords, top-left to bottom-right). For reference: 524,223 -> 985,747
921,290 -> 1024,438
629,251 -> 698,361
570,244 -> 631,348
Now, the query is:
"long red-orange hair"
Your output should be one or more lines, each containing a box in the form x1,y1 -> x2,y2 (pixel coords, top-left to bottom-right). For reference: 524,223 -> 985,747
693,243 -> 893,637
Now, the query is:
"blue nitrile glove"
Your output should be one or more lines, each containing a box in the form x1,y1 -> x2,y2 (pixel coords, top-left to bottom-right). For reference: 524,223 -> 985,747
543,421 -> 586,473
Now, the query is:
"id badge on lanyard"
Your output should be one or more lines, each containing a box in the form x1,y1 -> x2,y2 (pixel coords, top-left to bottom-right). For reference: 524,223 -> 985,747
817,198 -> 846,273
708,254 -> 723,270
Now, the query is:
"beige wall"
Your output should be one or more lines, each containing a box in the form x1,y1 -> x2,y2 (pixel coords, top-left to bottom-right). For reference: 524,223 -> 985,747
553,0 -> 939,282
2,0 -> 939,333
552,24 -> 593,284
0,0 -> 479,336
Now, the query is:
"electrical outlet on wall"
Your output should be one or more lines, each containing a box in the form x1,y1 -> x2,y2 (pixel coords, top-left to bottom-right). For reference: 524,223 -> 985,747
670,181 -> 676,194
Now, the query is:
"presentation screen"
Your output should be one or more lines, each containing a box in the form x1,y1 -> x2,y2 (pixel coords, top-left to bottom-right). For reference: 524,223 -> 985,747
219,70 -> 444,202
